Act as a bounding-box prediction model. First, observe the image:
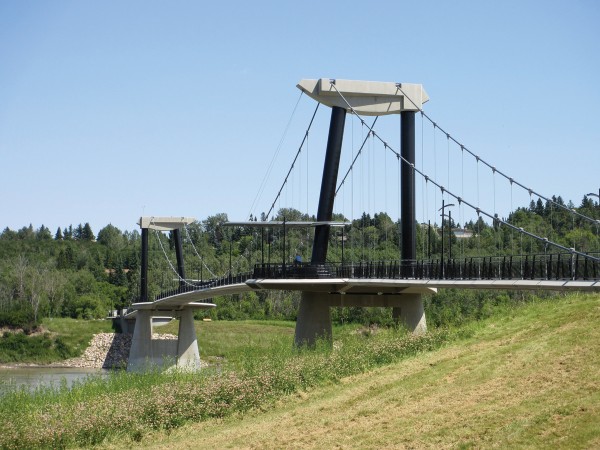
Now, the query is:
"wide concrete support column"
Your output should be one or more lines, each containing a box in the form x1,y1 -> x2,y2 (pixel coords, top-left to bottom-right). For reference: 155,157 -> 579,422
392,294 -> 427,334
294,292 -> 332,347
177,308 -> 201,370
127,310 -> 153,372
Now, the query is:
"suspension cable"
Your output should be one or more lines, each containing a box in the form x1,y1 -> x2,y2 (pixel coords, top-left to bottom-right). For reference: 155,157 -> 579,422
250,91 -> 304,218
151,221 -> 197,287
327,81 -> 600,263
393,84 -> 598,226
183,223 -> 218,278
336,117 -> 378,195
265,102 -> 320,220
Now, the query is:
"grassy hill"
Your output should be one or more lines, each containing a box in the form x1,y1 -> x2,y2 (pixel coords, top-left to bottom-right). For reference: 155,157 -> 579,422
2,293 -> 599,449
117,293 -> 600,449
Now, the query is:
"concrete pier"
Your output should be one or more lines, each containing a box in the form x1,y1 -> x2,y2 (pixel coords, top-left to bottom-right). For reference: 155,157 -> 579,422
392,294 -> 427,334
294,290 -> 429,346
294,292 -> 333,347
176,308 -> 201,369
126,303 -> 214,372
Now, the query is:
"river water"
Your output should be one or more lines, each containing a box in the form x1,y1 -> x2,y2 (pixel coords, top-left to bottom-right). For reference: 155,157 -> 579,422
0,367 -> 110,395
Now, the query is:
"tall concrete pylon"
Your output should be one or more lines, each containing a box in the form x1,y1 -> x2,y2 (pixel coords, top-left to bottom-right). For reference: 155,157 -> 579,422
294,79 -> 429,346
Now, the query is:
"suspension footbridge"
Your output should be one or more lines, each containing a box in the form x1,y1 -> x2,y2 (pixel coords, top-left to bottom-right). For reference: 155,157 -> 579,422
124,78 -> 600,372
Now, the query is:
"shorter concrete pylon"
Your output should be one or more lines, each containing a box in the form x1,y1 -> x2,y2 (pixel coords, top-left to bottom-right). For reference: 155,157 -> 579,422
293,290 -> 430,347
126,302 -> 215,372
392,294 -> 427,334
127,309 -> 160,372
176,307 -> 201,369
294,291 -> 332,347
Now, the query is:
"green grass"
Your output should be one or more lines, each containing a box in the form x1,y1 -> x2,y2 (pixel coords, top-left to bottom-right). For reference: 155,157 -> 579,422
158,319 -> 296,365
43,317 -> 114,355
0,318 -> 113,364
131,293 -> 600,449
0,320 -> 452,448
2,294 -> 599,449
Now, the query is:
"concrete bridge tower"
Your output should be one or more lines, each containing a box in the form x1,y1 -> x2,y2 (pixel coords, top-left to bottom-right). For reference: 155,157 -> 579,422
128,217 -> 215,372
294,79 -> 429,346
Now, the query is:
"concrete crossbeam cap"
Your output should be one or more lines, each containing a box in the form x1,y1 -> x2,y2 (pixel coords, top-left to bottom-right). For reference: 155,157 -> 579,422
139,216 -> 196,231
297,78 -> 429,116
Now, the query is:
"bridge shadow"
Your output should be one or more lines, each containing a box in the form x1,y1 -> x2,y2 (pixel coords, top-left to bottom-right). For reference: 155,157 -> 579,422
102,333 -> 132,369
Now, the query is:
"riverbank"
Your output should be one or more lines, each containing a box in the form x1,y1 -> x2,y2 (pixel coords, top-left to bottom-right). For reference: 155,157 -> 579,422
1,332 -> 177,369
61,332 -> 134,369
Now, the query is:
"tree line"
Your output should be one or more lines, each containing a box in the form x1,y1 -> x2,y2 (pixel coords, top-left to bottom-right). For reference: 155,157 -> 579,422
1,194 -> 598,330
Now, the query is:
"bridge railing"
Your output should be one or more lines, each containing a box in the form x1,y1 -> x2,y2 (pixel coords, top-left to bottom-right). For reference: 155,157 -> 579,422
153,271 -> 253,301
150,252 -> 598,301
252,252 -> 600,282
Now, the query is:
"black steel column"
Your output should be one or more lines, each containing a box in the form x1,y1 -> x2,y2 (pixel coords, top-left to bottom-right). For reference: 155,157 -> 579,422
173,228 -> 186,287
141,227 -> 149,302
311,106 -> 347,264
401,111 -> 416,275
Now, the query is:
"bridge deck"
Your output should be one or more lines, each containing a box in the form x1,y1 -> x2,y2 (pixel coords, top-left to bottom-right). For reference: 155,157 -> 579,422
130,278 -> 600,312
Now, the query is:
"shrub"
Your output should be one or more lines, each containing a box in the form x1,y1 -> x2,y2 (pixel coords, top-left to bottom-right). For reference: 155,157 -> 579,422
63,294 -> 107,319
0,308 -> 37,331
0,332 -> 52,362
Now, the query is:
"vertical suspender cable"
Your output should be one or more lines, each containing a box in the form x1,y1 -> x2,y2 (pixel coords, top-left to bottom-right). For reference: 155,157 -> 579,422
361,124 -> 365,261
477,159 -> 481,257
306,127 -> 309,219
447,133 -> 451,205
351,116 -> 355,263
460,146 -> 465,259
398,155 -> 401,261
510,180 -> 515,256
433,123 -> 438,222
421,112 -> 426,260
493,170 -> 498,253
384,138 -> 388,245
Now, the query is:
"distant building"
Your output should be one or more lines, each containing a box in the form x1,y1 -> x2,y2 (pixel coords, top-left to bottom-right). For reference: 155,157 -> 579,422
419,224 -> 474,239
453,228 -> 474,239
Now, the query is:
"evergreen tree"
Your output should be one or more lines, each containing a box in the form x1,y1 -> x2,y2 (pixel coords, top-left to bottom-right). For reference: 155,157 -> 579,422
55,227 -> 63,240
63,225 -> 72,240
97,224 -> 124,250
82,223 -> 95,241
57,246 -> 75,270
17,224 -> 35,240
0,227 -> 17,240
535,198 -> 545,216
74,224 -> 84,240
36,225 -> 52,240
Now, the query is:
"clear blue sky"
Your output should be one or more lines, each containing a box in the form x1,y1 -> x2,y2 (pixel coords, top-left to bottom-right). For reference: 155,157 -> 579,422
1,1 -> 598,234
